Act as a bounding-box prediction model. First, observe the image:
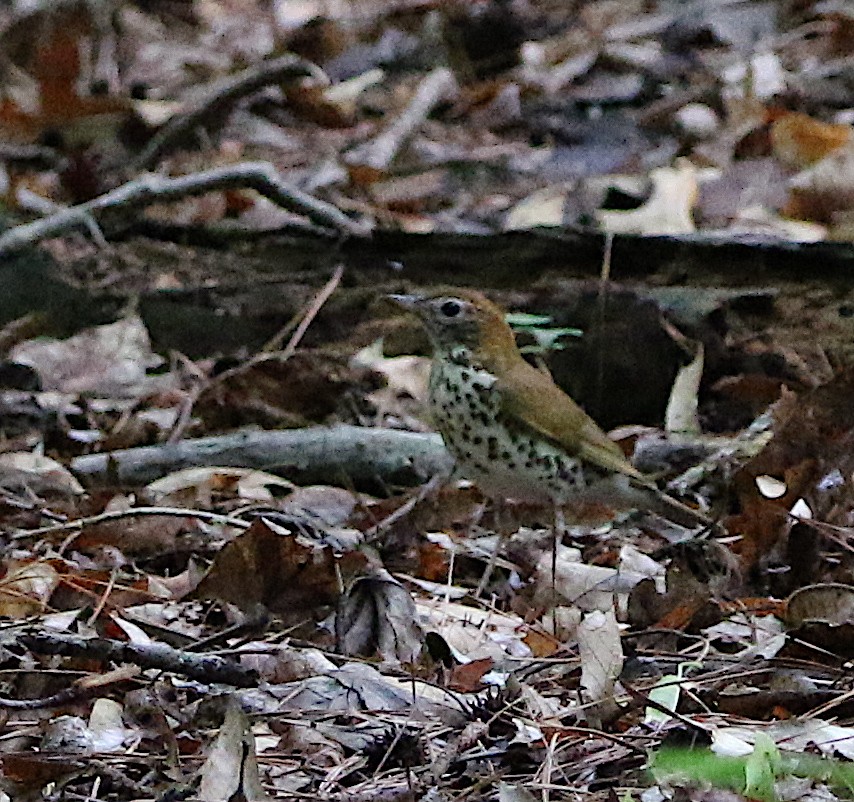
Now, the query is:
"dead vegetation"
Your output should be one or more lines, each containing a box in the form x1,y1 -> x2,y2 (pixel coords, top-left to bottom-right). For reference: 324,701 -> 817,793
0,1 -> 854,800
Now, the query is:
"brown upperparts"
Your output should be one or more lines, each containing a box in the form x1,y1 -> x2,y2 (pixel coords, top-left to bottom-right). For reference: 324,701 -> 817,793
388,289 -> 648,506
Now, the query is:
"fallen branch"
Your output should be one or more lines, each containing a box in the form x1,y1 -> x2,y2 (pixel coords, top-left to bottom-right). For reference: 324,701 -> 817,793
133,53 -> 327,170
70,425 -> 452,489
0,161 -> 369,256
345,67 -> 458,181
17,630 -> 258,688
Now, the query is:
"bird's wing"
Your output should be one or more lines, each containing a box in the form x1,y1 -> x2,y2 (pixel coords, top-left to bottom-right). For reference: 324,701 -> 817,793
496,359 -> 646,482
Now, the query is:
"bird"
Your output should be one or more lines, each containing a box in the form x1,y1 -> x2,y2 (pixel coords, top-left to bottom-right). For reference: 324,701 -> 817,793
388,289 -> 711,528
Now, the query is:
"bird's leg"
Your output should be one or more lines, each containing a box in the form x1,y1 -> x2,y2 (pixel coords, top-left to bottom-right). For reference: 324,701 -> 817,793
549,506 -> 568,633
553,506 -> 567,572
474,499 -> 505,598
363,472 -> 446,540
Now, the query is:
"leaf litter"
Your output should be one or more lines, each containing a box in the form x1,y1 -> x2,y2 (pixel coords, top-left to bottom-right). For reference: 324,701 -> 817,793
1,1 -> 854,801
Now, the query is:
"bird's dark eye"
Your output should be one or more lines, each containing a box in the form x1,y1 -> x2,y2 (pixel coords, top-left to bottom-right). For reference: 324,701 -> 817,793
440,300 -> 462,318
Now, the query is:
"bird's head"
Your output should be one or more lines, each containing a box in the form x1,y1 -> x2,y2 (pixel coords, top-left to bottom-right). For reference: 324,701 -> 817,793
387,290 -> 517,363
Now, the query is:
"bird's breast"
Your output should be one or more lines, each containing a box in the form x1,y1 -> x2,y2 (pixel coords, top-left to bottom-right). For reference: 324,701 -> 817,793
427,359 -> 595,503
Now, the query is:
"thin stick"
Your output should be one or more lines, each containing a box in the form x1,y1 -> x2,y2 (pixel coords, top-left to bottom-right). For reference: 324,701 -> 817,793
363,471 -> 444,540
86,567 -> 118,626
593,231 -> 614,418
190,265 -> 345,392
165,265 -> 345,442
0,665 -> 139,710
13,505 -> 251,541
475,503 -> 504,599
281,264 -> 345,359
132,54 -> 326,170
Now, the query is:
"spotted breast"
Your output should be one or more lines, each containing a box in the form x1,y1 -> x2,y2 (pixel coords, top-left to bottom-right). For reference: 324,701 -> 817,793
427,347 -> 597,503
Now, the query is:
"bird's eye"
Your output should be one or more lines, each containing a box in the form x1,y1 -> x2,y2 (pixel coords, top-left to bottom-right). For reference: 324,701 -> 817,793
440,300 -> 462,318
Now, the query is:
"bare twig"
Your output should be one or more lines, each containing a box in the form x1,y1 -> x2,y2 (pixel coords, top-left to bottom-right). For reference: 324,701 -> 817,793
363,472 -> 446,540
132,54 -> 327,170
345,67 -> 458,179
281,264 -> 345,360
0,161 -> 369,256
12,505 -> 251,541
0,665 -> 139,710
594,231 -> 613,419
17,630 -> 258,687
166,265 -> 345,443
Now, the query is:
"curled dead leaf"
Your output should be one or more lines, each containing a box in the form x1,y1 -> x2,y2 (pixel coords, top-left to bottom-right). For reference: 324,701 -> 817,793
336,571 -> 424,664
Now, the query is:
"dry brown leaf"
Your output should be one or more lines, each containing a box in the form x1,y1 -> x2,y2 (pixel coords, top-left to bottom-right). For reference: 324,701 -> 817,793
596,161 -> 697,235
194,518 -> 342,616
0,560 -> 59,618
146,467 -> 296,507
728,369 -> 854,568
786,143 -> 854,226
578,609 -> 623,725
770,112 -> 851,169
0,452 -> 84,497
447,657 -> 494,693
10,316 -> 165,397
198,699 -> 273,802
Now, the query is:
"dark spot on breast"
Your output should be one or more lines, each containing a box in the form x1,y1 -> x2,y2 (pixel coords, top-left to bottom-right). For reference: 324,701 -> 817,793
501,450 -> 511,460
507,461 -> 516,469
473,436 -> 483,445
461,369 -> 472,381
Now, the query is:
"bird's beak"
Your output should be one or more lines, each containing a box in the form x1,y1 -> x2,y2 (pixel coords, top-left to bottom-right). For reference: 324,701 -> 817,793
386,293 -> 424,311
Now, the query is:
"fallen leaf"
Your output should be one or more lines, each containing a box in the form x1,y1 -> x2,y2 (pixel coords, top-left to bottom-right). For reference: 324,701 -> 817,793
578,609 -> 623,726
448,657 -> 494,692
146,466 -> 296,507
194,518 -> 342,617
198,699 -> 273,802
770,111 -> 851,169
0,451 -> 84,496
596,161 -> 697,235
10,316 -> 165,397
336,571 -> 424,664
0,560 -> 60,618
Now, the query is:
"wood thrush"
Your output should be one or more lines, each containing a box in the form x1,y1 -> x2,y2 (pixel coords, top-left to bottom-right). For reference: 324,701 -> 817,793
390,289 -> 710,527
